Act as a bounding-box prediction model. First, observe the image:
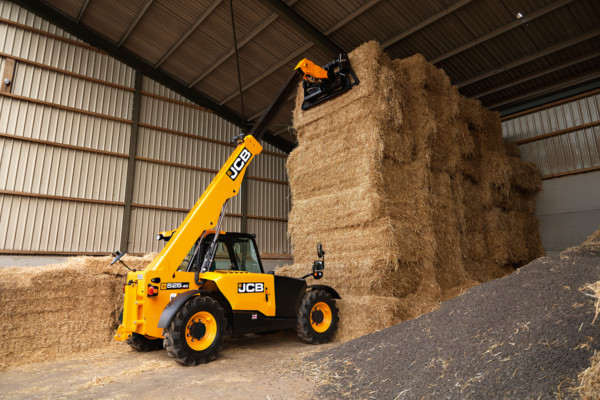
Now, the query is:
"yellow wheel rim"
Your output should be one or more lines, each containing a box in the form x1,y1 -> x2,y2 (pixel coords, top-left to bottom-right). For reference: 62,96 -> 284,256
185,311 -> 217,351
310,302 -> 332,333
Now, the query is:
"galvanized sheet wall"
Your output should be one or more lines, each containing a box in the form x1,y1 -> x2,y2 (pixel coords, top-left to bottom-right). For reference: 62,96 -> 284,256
129,76 -> 291,255
502,92 -> 600,176
0,1 -> 291,256
0,0 -> 133,253
502,91 -> 600,255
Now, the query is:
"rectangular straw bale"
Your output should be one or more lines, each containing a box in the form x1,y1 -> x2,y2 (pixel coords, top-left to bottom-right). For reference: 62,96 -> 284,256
288,186 -> 383,231
277,260 -> 412,298
510,157 -> 542,193
293,41 -> 394,131
334,295 -> 406,341
289,217 -> 397,267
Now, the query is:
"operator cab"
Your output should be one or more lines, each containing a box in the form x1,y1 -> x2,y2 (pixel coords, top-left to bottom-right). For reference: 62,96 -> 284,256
176,232 -> 264,274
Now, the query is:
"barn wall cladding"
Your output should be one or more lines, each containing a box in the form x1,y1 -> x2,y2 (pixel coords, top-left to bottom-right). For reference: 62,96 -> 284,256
501,90 -> 600,255
0,0 -> 291,256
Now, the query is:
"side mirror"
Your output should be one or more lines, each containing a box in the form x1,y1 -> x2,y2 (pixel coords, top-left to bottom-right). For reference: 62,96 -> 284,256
111,250 -> 127,265
317,243 -> 324,259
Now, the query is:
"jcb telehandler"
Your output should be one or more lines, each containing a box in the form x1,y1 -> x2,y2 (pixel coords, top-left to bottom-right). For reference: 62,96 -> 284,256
113,54 -> 358,365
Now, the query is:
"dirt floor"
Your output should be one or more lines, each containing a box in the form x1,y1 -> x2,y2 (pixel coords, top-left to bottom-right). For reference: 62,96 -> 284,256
0,331 -> 328,400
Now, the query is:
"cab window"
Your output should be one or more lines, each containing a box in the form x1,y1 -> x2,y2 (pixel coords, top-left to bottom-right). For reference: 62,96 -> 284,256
232,237 -> 262,273
211,241 -> 232,271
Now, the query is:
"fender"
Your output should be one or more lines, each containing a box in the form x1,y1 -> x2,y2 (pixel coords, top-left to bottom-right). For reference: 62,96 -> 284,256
157,289 -> 201,329
307,284 -> 341,299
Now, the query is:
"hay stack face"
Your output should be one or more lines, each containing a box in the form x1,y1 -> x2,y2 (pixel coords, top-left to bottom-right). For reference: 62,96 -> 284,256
281,41 -> 542,341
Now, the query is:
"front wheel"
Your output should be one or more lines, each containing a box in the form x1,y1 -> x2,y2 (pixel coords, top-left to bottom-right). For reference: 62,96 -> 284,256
297,289 -> 339,344
163,296 -> 227,366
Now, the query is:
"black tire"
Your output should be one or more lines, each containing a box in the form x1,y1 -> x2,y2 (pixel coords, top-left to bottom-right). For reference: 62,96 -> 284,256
297,289 -> 339,344
118,310 -> 163,352
163,296 -> 227,366
126,332 -> 164,351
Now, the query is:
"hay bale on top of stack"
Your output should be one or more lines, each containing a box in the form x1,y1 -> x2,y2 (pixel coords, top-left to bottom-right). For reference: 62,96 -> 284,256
278,41 -> 542,341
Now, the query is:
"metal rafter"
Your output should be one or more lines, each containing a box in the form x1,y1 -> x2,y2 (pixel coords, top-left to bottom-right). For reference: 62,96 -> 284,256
188,14 -> 278,87
429,0 -> 575,65
382,0 -> 474,49
118,0 -> 154,47
76,0 -> 91,22
324,0 -> 381,35
219,42 -> 313,105
474,49 -> 600,99
155,0 -> 223,68
489,70 -> 600,109
457,27 -> 600,88
257,0 -> 343,56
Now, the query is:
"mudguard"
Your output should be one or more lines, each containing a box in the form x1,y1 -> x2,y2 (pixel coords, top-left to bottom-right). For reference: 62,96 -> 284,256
157,289 -> 201,329
307,284 -> 341,299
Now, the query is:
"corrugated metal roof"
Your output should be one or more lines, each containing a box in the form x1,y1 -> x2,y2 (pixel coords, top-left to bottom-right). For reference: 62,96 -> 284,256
18,0 -> 600,151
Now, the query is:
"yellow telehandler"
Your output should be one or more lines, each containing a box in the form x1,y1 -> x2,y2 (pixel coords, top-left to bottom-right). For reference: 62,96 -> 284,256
113,54 -> 358,365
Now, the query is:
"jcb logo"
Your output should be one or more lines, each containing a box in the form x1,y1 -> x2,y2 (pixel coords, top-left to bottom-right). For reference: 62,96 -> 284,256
227,149 -> 252,181
238,282 -> 264,293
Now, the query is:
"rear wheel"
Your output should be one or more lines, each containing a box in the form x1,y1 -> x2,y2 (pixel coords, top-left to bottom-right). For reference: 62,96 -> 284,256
163,296 -> 226,365
297,289 -> 339,344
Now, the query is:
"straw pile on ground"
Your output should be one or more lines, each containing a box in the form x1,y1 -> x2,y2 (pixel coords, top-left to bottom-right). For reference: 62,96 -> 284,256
278,41 -> 543,341
0,255 -> 154,370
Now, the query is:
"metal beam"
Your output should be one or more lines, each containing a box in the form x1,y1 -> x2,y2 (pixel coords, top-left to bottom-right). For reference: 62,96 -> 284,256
458,27 -> 600,88
189,14 -> 278,87
382,0 -> 474,49
499,82 -> 600,117
118,0 -> 154,47
489,70 -> 600,110
473,49 -> 600,99
220,42 -> 313,105
76,0 -> 91,23
155,0 -> 223,68
324,0 -> 381,35
257,0 -> 343,56
120,70 -> 142,252
429,0 -> 575,64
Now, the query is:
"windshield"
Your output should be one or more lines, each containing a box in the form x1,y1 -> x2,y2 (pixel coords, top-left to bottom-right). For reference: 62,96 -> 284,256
232,237 -> 262,273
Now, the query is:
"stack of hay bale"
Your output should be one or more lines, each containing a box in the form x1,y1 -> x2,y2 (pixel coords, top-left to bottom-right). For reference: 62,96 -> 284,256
0,255 -> 154,370
278,41 -> 542,340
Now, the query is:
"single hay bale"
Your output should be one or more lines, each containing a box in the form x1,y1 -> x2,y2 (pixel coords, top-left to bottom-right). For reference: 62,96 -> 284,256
334,295 -> 405,341
277,260 -> 419,298
510,157 -> 542,193
0,254 -> 155,370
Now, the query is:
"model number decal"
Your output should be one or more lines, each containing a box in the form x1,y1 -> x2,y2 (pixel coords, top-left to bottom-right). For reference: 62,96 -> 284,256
160,282 -> 190,290
238,282 -> 264,293
227,148 -> 252,181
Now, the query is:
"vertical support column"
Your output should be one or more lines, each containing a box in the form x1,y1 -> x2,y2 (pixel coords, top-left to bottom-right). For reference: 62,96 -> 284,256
120,70 -> 143,251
